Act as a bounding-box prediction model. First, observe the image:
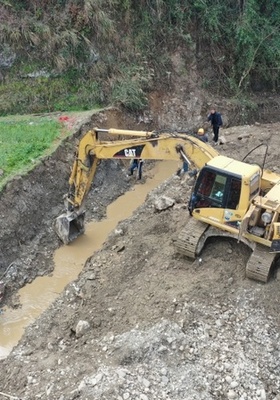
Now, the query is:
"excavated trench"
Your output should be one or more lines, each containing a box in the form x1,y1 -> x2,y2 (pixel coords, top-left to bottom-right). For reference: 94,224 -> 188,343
3,79 -> 280,399
1,89 -> 279,308
0,108 -> 179,358
0,159 -> 177,358
0,108 -> 141,303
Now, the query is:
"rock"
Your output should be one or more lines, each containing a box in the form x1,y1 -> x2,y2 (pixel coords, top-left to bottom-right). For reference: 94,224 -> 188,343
227,390 -> 237,399
224,362 -> 232,371
90,373 -> 104,386
153,195 -> 175,211
87,272 -> 97,280
258,389 -> 266,400
0,281 -> 5,302
75,320 -> 90,338
113,244 -> 125,253
142,378 -> 150,388
46,383 -> 54,396
79,373 -> 103,390
117,369 -> 127,379
225,376 -> 232,384
219,135 -> 227,144
238,133 -> 251,140
228,277 -> 234,285
161,376 -> 169,385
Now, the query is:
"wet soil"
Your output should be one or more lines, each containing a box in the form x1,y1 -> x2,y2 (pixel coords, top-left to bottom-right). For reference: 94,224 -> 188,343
1,106 -> 280,399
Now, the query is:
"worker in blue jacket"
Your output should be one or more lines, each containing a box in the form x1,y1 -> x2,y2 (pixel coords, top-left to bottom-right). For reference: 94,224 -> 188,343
207,108 -> 223,145
128,159 -> 144,180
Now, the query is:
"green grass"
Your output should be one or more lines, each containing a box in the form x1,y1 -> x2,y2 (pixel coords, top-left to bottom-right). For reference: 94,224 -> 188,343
0,76 -> 103,116
0,115 -> 63,188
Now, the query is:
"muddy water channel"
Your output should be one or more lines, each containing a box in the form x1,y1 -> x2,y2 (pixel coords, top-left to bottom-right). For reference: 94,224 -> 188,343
0,161 -> 178,359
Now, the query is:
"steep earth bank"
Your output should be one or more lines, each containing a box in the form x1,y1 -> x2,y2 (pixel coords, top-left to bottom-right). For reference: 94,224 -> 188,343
0,107 -> 158,307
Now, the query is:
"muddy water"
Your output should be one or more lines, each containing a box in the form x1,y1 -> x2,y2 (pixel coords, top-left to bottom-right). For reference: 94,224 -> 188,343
0,161 -> 178,359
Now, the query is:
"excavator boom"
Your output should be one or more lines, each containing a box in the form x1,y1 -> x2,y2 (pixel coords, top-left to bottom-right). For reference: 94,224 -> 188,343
55,128 -> 218,244
55,127 -> 280,283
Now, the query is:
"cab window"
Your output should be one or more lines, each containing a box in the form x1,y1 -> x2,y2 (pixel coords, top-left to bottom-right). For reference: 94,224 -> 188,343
209,174 -> 226,203
195,170 -> 226,208
197,170 -> 215,197
226,178 -> 241,209
193,170 -> 242,210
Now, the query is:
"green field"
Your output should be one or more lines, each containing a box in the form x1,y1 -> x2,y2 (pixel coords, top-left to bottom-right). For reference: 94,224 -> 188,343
0,115 -> 63,188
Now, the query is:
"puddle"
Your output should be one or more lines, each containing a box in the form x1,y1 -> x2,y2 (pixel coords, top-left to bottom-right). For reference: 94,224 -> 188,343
0,160 -> 178,359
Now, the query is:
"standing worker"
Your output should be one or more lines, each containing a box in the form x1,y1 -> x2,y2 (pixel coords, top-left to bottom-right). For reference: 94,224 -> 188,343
207,107 -> 223,145
128,159 -> 144,180
177,127 -> 207,177
176,160 -> 189,177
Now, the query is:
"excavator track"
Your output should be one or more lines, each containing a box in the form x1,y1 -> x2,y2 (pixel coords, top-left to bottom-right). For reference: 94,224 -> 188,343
175,218 -> 209,259
246,244 -> 276,283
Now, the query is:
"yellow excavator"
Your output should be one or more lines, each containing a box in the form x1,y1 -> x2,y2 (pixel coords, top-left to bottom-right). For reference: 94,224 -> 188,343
55,127 -> 280,283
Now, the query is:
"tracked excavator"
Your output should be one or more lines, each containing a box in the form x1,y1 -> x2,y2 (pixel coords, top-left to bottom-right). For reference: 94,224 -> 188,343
55,127 -> 280,283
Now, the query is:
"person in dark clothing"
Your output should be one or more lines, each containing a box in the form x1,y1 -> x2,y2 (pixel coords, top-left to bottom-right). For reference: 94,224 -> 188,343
176,127 -> 207,178
196,127 -> 208,143
128,159 -> 143,180
176,160 -> 189,177
207,108 -> 223,145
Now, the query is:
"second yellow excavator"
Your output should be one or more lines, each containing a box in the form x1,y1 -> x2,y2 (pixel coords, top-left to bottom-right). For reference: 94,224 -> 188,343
55,128 -> 280,283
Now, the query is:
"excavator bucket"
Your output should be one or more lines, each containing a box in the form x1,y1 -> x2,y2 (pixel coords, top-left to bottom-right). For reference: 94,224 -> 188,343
54,211 -> 85,244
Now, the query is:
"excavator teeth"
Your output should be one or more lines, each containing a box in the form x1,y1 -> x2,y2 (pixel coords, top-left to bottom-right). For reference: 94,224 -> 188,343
54,212 -> 85,245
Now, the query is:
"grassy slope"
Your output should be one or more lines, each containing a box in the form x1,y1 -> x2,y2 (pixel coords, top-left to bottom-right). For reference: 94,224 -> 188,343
0,110 -> 97,189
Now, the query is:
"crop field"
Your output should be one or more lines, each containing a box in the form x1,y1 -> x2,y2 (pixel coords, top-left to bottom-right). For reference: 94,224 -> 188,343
0,115 -> 62,188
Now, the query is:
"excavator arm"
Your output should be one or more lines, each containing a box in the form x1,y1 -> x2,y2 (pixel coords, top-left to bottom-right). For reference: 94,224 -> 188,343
55,127 -> 219,244
55,127 -> 280,284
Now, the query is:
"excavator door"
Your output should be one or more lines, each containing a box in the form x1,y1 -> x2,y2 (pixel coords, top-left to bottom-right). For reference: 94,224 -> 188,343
189,167 -> 242,214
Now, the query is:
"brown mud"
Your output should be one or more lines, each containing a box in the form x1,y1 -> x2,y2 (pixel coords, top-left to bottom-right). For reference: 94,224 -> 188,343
1,106 -> 280,399
0,160 -> 177,359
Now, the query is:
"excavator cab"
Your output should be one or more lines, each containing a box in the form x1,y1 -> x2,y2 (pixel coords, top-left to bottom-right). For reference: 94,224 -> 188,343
189,167 -> 242,213
188,155 -> 263,230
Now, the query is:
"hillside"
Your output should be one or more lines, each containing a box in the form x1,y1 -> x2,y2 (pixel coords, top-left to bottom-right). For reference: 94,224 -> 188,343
1,0 -> 280,120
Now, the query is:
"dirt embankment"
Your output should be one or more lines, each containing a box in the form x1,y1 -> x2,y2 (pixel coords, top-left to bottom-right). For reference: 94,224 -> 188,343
0,108 -> 157,307
1,114 -> 280,400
